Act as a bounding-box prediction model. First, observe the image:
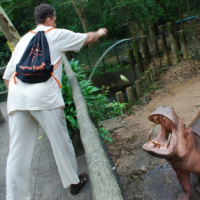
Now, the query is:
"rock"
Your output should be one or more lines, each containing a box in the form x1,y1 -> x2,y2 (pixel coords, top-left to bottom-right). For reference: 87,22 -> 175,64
150,83 -> 159,89
101,118 -> 124,132
141,93 -> 151,104
139,165 -> 147,172
129,135 -> 137,143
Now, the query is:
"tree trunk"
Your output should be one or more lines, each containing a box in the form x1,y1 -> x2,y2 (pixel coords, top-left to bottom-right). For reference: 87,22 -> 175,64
187,0 -> 190,16
140,36 -> 151,65
154,0 -> 180,31
149,25 -> 161,68
71,0 -> 87,32
0,6 -> 20,48
158,25 -> 170,66
167,22 -> 178,64
178,30 -> 188,59
177,0 -> 184,30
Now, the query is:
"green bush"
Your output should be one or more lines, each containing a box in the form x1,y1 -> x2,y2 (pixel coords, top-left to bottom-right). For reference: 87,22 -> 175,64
0,78 -> 6,92
62,59 -> 126,142
0,33 -> 11,67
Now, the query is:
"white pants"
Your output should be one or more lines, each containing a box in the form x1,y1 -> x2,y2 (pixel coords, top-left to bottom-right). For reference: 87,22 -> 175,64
6,108 -> 80,200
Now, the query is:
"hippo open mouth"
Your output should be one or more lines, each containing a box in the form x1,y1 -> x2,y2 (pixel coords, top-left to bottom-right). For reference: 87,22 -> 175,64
142,106 -> 179,158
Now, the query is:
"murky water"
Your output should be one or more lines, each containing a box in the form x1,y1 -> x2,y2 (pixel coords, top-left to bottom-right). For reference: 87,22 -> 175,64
88,38 -> 131,80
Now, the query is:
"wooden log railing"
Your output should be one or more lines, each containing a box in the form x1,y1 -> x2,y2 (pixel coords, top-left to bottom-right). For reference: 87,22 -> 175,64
63,56 -> 124,199
0,5 -> 124,200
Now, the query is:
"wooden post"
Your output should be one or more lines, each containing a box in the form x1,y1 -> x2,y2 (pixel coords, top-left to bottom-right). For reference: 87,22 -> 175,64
135,80 -> 142,99
149,25 -> 161,68
167,22 -> 178,64
127,48 -> 136,79
158,25 -> 170,67
149,63 -> 156,80
126,87 -> 135,104
85,51 -> 91,69
132,40 -> 144,73
127,48 -> 136,67
120,60 -> 126,67
140,36 -> 151,65
149,70 -> 154,82
149,63 -> 156,78
144,71 -> 152,86
135,64 -> 141,80
178,30 -> 188,59
99,46 -> 106,68
114,45 -> 120,64
0,6 -> 124,200
141,76 -> 148,92
116,91 -> 125,103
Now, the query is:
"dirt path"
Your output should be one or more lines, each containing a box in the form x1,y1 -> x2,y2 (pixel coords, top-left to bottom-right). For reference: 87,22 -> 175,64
103,59 -> 200,200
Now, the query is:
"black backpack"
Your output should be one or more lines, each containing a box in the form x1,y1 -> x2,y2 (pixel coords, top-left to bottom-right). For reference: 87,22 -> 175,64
14,28 -> 61,88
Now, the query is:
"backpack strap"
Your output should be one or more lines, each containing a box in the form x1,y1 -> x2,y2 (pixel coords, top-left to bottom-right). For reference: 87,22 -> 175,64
13,72 -> 18,84
53,59 -> 61,70
51,72 -> 61,88
29,28 -> 55,34
45,28 -> 55,32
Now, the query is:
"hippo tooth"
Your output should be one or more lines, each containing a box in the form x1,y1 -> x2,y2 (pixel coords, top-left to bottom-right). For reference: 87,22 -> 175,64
148,129 -> 152,142
151,140 -> 164,146
167,133 -> 172,148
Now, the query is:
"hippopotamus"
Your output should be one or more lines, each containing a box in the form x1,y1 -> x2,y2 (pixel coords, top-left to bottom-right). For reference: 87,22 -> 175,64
142,106 -> 200,200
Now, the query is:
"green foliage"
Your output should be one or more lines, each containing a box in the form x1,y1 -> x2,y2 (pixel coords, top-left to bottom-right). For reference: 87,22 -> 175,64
0,76 -> 6,92
62,59 -> 126,142
177,50 -> 183,59
90,63 -> 130,76
0,33 -> 11,67
157,66 -> 169,73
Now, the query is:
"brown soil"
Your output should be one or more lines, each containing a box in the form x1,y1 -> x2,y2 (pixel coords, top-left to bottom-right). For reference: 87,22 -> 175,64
103,59 -> 200,200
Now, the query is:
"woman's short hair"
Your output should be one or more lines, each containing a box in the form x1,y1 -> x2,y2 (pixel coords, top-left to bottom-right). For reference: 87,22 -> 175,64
34,3 -> 55,24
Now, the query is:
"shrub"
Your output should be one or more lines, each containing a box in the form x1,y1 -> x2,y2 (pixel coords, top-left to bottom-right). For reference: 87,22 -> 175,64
61,59 -> 126,142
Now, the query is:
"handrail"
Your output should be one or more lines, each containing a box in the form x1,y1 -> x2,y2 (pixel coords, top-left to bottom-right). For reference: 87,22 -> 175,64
62,55 -> 123,200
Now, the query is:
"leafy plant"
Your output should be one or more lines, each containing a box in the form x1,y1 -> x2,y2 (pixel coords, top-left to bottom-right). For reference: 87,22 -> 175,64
0,73 -> 6,92
88,63 -> 130,76
62,59 -> 126,142
0,33 -> 11,67
177,50 -> 183,59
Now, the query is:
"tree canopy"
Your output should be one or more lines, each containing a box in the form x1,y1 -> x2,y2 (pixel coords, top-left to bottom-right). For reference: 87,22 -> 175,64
0,0 -> 200,66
